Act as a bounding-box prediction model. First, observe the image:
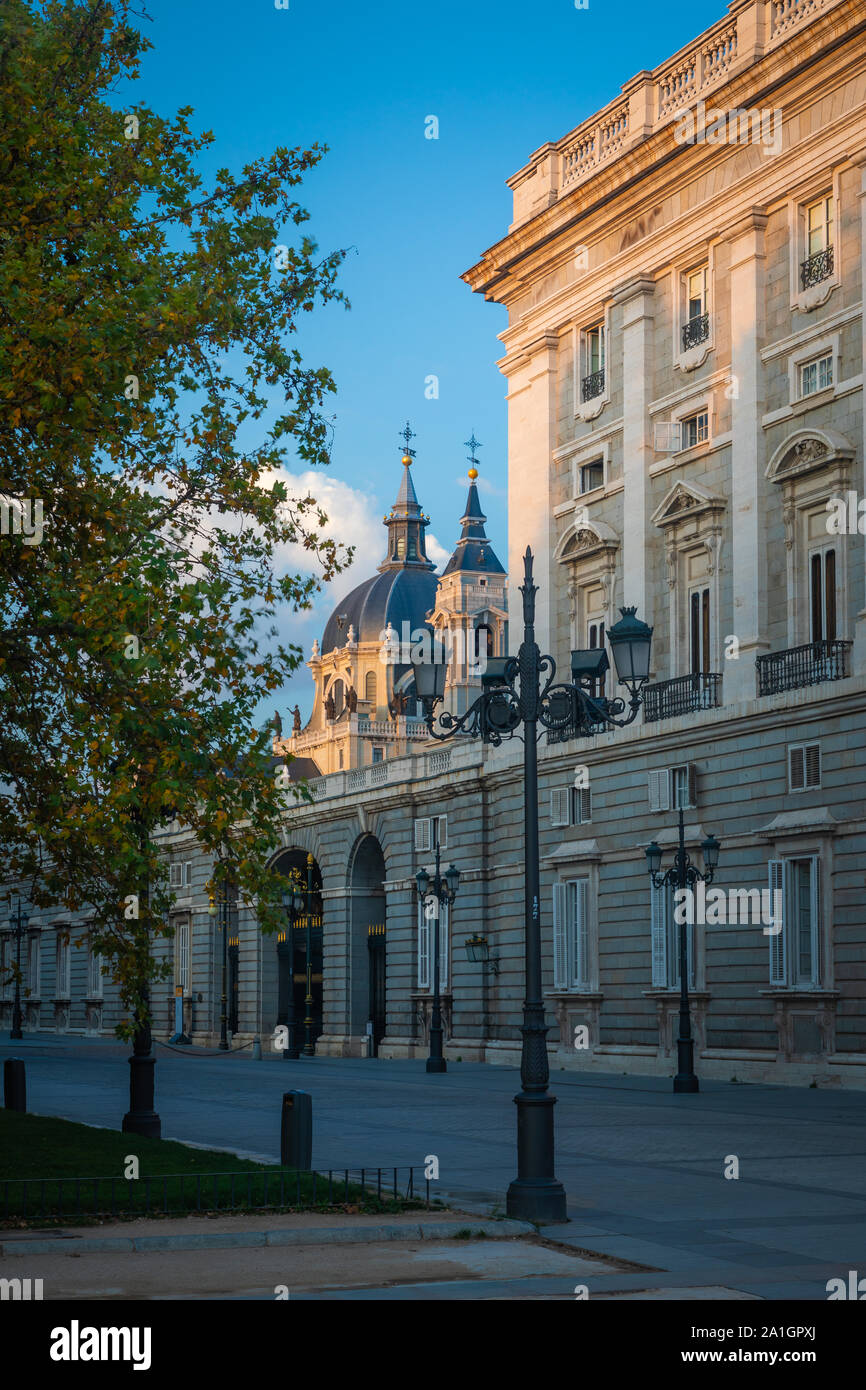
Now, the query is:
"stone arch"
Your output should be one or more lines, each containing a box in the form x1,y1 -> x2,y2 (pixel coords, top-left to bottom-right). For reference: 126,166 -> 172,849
348,834 -> 387,1054
266,846 -> 324,1055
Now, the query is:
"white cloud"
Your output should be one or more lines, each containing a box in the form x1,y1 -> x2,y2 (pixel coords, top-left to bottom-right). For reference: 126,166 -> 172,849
426,533 -> 450,572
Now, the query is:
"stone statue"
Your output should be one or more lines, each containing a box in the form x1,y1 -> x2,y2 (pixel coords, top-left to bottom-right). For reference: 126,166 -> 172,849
292,705 -> 302,734
347,685 -> 358,713
324,692 -> 335,721
272,710 -> 282,738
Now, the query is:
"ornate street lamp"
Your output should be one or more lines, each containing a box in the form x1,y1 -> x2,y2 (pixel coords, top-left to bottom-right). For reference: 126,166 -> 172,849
279,878 -> 304,1059
301,853 -> 316,1057
415,842 -> 460,1074
464,934 -> 500,974
413,545 -> 652,1223
8,899 -> 29,1040
645,807 -> 721,1094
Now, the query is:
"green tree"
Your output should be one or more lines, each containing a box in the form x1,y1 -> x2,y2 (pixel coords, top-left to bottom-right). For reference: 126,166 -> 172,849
0,0 -> 350,1038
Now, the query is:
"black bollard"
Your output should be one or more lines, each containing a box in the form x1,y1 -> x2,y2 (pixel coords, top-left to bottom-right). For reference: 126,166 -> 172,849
4,1058 -> 26,1112
280,1090 -> 312,1169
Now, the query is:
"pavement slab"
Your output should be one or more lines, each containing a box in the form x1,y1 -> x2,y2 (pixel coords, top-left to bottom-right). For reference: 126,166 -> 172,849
3,1039 -> 865,1299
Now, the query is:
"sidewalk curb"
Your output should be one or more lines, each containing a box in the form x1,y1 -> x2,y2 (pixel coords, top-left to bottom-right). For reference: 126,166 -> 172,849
0,1218 -> 534,1257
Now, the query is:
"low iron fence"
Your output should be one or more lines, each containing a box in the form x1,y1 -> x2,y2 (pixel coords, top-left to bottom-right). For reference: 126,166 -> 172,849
1,1166 -> 430,1222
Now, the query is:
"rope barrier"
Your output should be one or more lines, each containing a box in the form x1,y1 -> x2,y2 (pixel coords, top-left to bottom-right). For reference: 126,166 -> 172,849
155,1037 -> 255,1056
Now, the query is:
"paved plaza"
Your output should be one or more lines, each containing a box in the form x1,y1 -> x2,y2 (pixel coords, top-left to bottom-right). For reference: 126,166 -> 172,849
3,1037 -> 865,1299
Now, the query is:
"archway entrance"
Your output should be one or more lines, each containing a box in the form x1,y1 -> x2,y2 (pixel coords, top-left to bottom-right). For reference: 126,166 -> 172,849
350,836 -> 387,1055
271,850 -> 324,1054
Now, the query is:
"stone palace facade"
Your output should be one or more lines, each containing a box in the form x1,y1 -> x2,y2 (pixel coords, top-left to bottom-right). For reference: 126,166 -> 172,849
3,0 -> 866,1088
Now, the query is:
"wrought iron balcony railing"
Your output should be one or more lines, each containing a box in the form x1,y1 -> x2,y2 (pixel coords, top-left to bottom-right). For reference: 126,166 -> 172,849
756,639 -> 851,696
800,245 -> 833,291
642,672 -> 722,723
581,369 -> 605,402
681,312 -> 710,352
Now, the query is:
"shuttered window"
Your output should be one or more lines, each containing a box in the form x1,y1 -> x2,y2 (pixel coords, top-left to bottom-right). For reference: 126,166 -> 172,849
550,788 -> 570,827
55,931 -> 70,997
651,882 -> 695,989
789,743 -> 821,792
768,857 -> 820,987
552,879 -> 590,990
174,915 -> 190,993
417,898 -> 449,991
648,769 -> 670,812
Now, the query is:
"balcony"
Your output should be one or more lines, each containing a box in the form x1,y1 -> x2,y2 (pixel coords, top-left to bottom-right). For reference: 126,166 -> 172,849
643,672 -> 722,722
756,639 -> 851,696
800,246 -> 833,290
581,369 -> 605,402
681,312 -> 710,352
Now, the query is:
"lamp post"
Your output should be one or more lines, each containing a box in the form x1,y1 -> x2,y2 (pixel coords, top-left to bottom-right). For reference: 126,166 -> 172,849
9,898 -> 28,1040
645,807 -> 720,1094
415,843 -> 460,1074
302,853 -> 316,1057
413,545 -> 652,1224
280,877 -> 304,1059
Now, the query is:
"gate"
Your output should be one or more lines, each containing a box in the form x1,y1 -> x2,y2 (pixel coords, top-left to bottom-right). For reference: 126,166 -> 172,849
367,924 -> 386,1056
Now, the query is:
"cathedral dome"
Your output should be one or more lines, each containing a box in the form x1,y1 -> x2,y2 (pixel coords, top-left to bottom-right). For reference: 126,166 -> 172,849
321,567 -> 439,653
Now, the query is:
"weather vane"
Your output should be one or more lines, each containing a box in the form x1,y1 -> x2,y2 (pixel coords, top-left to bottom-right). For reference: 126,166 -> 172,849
464,431 -> 482,474
400,421 -> 416,462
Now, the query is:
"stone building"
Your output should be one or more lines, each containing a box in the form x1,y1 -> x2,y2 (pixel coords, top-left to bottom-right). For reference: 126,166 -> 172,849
4,0 -> 866,1089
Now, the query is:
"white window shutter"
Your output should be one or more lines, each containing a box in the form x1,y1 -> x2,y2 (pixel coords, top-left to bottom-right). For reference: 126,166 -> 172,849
440,901 -> 449,991
648,769 -> 670,813
789,747 -> 805,791
169,863 -> 181,888
809,856 -> 820,986
687,764 -> 697,809
768,859 -> 786,985
414,818 -> 432,853
550,788 -> 570,827
437,816 -> 447,849
574,879 -> 589,988
651,882 -> 668,986
805,745 -> 821,789
654,421 -> 681,452
417,900 -> 430,989
184,861 -> 192,886
575,787 -> 592,824
553,884 -> 568,990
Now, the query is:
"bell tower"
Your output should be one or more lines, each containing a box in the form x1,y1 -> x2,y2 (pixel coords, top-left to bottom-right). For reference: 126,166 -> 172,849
428,434 -> 508,715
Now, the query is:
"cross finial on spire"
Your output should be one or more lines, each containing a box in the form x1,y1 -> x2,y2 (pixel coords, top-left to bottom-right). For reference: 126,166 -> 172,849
399,420 -> 416,462
464,431 -> 482,467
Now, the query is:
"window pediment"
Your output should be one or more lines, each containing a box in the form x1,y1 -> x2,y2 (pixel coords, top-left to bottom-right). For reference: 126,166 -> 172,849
766,429 -> 854,484
651,481 -> 725,529
555,519 -> 619,564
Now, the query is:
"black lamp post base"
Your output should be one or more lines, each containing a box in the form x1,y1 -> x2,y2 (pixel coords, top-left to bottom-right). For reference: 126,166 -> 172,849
122,1056 -> 161,1138
506,1177 -> 568,1224
426,1056 -> 447,1073
507,1091 -> 568,1224
674,1074 -> 700,1093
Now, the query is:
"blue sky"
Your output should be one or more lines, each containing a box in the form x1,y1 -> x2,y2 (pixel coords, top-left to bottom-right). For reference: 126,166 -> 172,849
136,0 -> 723,717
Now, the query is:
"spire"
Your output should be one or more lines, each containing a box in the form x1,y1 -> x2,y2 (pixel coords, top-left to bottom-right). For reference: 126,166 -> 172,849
443,433 -> 505,576
379,421 -> 434,571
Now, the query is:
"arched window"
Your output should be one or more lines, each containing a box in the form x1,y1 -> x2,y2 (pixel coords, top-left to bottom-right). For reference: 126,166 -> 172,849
475,624 -> 494,660
365,671 -> 377,705
331,679 -> 344,716
395,537 -> 405,559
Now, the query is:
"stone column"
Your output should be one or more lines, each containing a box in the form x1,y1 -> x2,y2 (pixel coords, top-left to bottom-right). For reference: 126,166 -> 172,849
502,332 -> 559,658
726,209 -> 770,701
614,276 -> 656,639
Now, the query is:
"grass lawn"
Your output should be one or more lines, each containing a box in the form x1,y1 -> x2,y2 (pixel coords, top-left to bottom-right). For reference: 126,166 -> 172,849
0,1111 -> 428,1225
